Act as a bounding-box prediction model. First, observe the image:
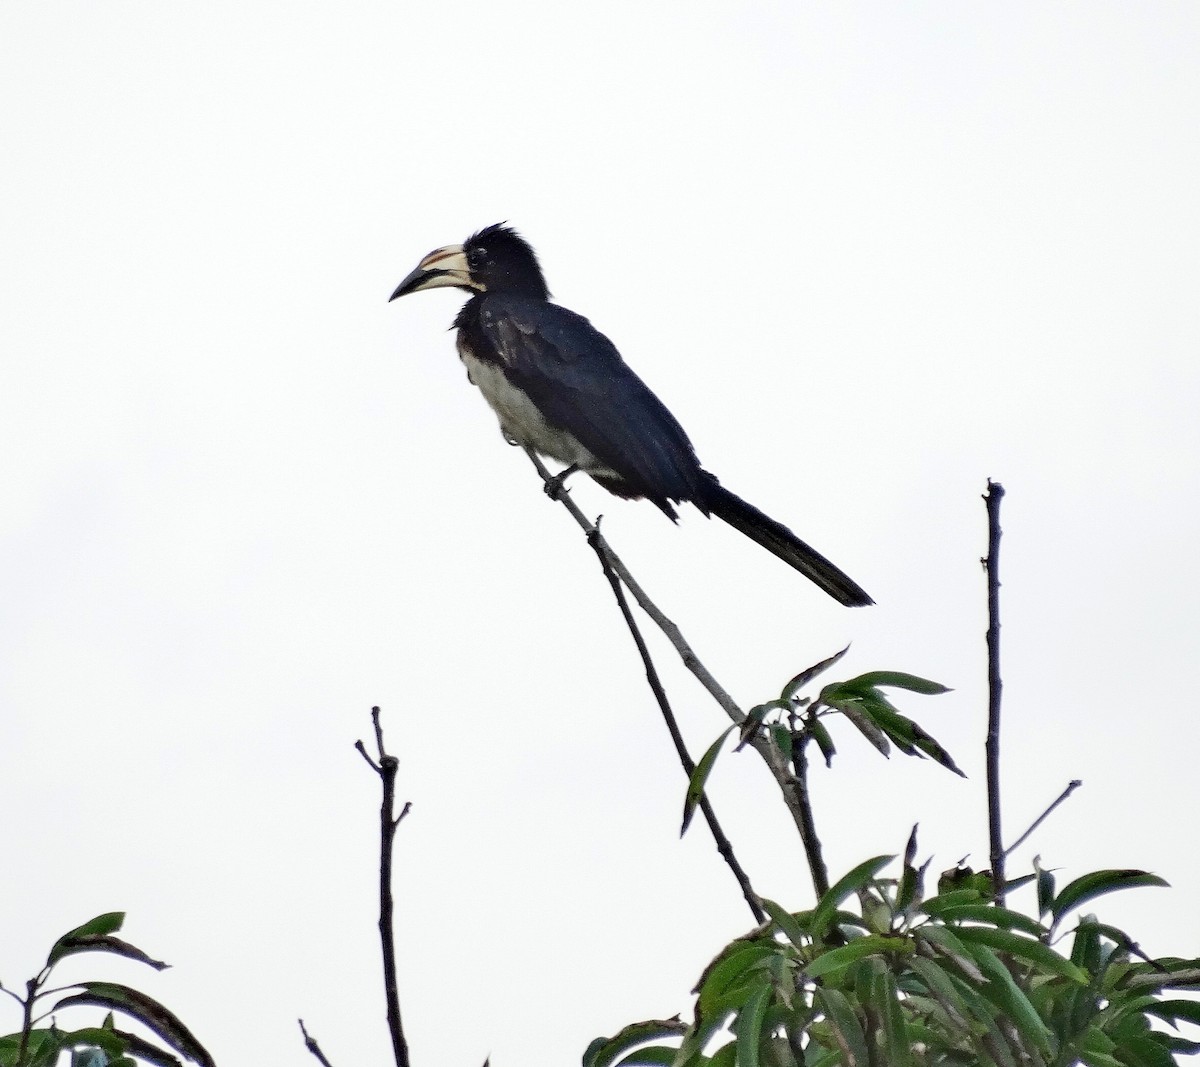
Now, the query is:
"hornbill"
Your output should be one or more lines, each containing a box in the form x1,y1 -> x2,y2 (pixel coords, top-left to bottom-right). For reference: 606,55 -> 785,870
389,224 -> 872,607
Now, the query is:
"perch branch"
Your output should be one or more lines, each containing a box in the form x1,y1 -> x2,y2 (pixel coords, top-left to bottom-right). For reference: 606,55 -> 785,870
586,520 -> 766,923
524,449 -> 831,900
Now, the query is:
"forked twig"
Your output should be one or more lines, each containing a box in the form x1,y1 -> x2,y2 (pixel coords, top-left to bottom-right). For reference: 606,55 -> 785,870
355,707 -> 413,1067
586,520 -> 766,923
524,449 -> 831,899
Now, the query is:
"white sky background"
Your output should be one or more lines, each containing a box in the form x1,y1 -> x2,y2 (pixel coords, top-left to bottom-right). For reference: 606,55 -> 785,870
2,2 -> 1198,1064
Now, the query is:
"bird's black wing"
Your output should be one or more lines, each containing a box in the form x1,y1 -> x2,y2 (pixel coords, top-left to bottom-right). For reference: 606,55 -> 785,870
474,294 -> 706,513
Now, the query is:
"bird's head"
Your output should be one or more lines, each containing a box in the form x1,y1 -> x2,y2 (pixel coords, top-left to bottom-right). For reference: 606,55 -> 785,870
389,223 -> 550,302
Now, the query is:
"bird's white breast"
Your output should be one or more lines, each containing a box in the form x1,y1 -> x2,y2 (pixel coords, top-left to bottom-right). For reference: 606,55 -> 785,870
459,345 -> 617,477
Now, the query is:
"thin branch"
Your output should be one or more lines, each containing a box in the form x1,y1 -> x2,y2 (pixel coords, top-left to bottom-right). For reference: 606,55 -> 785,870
524,449 -> 830,900
299,1019 -> 337,1067
1004,780 -> 1083,858
586,520 -> 766,924
16,977 -> 36,1067
789,731 -> 830,899
357,706 -> 412,1067
983,480 -> 1005,904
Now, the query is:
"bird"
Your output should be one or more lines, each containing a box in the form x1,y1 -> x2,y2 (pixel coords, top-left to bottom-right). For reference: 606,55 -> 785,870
389,223 -> 872,607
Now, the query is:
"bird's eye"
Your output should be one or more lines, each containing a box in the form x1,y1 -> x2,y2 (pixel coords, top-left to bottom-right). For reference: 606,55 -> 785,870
466,246 -> 487,270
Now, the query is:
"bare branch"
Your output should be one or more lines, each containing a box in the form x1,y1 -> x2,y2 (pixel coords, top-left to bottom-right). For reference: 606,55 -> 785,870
586,520 -> 766,923
357,707 -> 412,1067
299,1019 -> 337,1067
524,449 -> 831,899
1004,780 -> 1083,858
984,479 -> 1006,903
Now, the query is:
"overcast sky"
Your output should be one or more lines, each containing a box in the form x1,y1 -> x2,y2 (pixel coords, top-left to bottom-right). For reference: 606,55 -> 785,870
2,3 -> 1198,1065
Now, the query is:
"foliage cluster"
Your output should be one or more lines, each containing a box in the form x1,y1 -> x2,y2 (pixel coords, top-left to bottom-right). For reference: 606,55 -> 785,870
590,654 -> 1200,1067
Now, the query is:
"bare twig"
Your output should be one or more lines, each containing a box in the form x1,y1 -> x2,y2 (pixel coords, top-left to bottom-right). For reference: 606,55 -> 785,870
789,731 -> 830,899
586,521 -> 766,924
356,707 -> 412,1067
299,1019 -> 337,1067
524,449 -> 831,900
983,480 -> 1005,904
1004,780 -> 1083,858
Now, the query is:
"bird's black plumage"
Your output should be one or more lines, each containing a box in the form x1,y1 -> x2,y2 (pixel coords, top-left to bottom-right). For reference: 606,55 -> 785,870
390,224 -> 872,607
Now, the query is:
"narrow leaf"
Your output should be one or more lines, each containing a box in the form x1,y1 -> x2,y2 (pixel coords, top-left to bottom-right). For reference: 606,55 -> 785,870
804,936 -> 909,979
49,935 -> 169,970
1034,856 -> 1055,919
810,855 -> 894,941
585,1021 -> 689,1067
758,898 -> 810,950
52,983 -> 215,1067
915,925 -> 986,983
614,1048 -> 678,1067
1051,870 -> 1169,924
782,646 -> 850,701
964,942 -> 1054,1055
681,726 -> 735,837
931,904 -> 1047,937
869,704 -> 965,776
953,925 -> 1087,982
697,944 -> 777,1012
834,703 -> 891,757
1144,1000 -> 1200,1027
841,672 -> 951,695
810,720 -> 837,767
814,988 -> 868,1067
734,983 -> 771,1067
874,965 -> 912,1067
47,915 -> 126,966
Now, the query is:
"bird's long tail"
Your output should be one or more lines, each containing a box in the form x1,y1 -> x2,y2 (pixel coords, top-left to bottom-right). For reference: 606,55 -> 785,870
702,475 -> 873,607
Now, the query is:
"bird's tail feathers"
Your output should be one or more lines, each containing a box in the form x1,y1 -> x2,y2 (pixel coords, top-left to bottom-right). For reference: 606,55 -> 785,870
702,475 -> 873,607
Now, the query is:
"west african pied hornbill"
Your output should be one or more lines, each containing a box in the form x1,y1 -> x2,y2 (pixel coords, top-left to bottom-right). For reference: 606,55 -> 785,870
389,224 -> 872,607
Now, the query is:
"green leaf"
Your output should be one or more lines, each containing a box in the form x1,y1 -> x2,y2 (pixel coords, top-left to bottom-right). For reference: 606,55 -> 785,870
810,856 -> 894,941
873,965 -> 912,1067
906,956 -> 983,1032
108,1030 -> 186,1067
61,913 -> 126,939
920,888 -> 987,915
810,720 -> 836,767
931,904 -> 1047,937
839,672 -> 951,696
814,988 -> 868,1067
1034,857 -> 1055,919
833,702 -> 891,757
48,935 -> 169,971
47,915 -> 126,966
1051,870 -> 1169,924
681,726 -> 735,837
1144,999 -> 1200,1027
697,944 -> 778,1013
953,925 -> 1087,982
963,942 -> 1054,1056
51,983 -> 214,1067
49,1028 -> 127,1058
585,1021 -> 688,1067
866,702 -> 965,777
735,983 -> 771,1067
914,925 -> 986,983
758,899 -> 809,950
614,1048 -> 678,1067
781,647 -> 850,700
766,724 -> 792,759
804,936 -> 910,979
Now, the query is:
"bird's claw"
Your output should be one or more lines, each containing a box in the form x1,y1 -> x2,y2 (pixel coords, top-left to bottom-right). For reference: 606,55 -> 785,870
543,464 -> 579,501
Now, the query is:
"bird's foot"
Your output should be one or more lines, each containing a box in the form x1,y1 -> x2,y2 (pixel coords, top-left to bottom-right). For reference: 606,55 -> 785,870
544,464 -> 579,501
